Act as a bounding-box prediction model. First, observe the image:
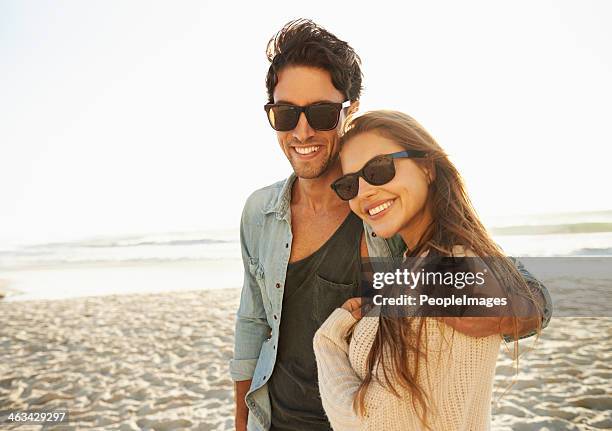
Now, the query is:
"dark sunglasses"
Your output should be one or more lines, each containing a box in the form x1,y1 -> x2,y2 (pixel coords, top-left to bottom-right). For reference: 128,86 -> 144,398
264,101 -> 351,131
331,150 -> 427,201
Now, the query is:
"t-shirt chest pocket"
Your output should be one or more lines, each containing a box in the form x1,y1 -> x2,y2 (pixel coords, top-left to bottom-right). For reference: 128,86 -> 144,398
311,274 -> 358,325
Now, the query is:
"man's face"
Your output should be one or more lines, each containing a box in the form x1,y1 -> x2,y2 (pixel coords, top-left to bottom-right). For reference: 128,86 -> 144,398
272,66 -> 349,179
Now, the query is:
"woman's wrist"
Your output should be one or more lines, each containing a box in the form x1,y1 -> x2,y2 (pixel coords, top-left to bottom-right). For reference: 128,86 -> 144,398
318,308 -> 357,339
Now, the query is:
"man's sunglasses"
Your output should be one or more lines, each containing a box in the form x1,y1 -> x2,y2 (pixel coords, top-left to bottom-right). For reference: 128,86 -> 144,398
264,101 -> 351,132
331,150 -> 427,201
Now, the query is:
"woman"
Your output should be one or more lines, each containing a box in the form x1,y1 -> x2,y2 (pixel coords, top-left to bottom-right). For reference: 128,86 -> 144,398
313,111 -> 542,430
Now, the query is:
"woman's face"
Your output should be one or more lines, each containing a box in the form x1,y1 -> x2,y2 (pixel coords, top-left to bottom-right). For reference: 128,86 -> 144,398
340,131 -> 431,239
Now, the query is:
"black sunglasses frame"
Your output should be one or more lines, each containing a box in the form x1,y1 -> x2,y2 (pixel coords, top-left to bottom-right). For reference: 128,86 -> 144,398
264,101 -> 351,131
331,150 -> 428,201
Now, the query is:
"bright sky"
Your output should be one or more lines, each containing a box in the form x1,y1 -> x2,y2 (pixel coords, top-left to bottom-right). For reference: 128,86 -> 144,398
1,0 -> 611,244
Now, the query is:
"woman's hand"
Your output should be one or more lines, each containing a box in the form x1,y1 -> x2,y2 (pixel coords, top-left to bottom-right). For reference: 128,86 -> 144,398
341,297 -> 373,320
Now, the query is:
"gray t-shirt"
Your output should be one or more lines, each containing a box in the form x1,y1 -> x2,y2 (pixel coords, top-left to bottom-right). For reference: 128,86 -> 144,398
268,211 -> 363,431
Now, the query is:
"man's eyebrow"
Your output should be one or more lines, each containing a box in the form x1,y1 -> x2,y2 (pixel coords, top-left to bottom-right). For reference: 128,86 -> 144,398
274,99 -> 339,105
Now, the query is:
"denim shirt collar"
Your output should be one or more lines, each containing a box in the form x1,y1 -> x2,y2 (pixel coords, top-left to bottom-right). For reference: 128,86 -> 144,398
263,173 -> 296,222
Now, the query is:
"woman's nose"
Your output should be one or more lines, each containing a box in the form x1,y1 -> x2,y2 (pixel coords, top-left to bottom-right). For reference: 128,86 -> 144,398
357,177 -> 377,199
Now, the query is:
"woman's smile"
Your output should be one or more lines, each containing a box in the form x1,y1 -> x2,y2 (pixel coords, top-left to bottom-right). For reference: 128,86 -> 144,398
364,198 -> 397,219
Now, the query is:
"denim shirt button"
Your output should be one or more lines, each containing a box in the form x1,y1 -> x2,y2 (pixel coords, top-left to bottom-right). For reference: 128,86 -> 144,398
371,231 -> 377,237
273,314 -> 277,320
275,282 -> 281,288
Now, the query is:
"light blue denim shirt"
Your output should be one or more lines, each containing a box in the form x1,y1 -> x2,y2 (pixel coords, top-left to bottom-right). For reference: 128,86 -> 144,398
230,173 -> 552,431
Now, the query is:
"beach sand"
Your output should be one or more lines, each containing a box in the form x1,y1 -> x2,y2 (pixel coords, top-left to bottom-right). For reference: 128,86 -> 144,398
1,288 -> 610,430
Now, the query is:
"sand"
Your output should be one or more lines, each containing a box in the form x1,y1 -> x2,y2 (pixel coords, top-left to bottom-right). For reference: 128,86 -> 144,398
1,289 -> 237,430
1,288 -> 610,430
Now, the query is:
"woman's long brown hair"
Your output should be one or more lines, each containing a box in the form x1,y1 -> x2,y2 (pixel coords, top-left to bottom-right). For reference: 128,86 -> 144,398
340,110 -> 543,430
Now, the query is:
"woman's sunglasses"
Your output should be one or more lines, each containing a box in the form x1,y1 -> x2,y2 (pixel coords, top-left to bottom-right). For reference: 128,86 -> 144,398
264,101 -> 351,131
331,150 -> 427,201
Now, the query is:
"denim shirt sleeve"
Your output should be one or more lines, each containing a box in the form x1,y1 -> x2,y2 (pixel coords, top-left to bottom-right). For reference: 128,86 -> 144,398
505,256 -> 553,342
229,194 -> 272,381
368,230 -> 552,342
363,222 -> 407,261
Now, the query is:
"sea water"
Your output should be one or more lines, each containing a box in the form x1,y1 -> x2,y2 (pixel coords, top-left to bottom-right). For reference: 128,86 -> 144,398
2,212 -> 611,302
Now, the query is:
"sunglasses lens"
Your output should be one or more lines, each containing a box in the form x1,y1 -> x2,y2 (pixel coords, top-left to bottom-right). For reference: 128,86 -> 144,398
268,105 -> 299,131
363,156 -> 395,185
307,104 -> 340,130
332,176 -> 358,201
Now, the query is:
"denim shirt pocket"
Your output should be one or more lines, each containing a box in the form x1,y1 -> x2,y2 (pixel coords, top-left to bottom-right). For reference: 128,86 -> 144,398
312,274 -> 358,325
248,257 -> 265,280
248,257 -> 273,319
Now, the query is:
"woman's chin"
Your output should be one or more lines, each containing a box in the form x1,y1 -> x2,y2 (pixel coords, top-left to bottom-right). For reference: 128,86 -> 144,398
370,224 -> 400,239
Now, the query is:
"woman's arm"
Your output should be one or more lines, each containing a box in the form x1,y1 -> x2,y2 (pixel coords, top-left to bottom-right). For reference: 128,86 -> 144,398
313,307 -> 365,431
313,298 -> 390,431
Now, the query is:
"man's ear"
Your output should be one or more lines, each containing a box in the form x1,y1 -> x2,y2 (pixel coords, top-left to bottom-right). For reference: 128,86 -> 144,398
348,100 -> 360,116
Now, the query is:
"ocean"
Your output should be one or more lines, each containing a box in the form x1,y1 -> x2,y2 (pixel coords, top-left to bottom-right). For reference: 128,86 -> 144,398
1,211 -> 611,302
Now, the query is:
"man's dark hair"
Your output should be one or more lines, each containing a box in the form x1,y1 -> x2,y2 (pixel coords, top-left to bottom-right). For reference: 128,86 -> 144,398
265,19 -> 363,103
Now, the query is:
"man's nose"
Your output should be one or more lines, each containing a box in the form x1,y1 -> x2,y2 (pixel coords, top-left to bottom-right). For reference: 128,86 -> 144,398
292,112 -> 315,142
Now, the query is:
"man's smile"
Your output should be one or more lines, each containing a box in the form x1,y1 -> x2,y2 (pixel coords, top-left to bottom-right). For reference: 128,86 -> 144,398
294,145 -> 320,155
291,145 -> 322,159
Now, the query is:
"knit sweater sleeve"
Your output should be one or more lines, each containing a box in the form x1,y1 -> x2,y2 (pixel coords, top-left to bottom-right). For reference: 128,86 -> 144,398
313,308 -> 378,431
314,309 -> 501,431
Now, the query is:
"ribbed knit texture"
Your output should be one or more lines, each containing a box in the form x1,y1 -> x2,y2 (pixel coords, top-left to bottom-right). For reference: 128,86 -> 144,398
313,307 -> 501,431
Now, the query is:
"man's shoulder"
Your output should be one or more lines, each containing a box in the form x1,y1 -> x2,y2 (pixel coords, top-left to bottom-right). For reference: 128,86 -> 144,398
242,177 -> 290,222
247,178 -> 287,199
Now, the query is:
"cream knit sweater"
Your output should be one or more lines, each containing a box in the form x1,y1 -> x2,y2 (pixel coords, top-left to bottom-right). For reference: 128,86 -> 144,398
313,308 -> 501,431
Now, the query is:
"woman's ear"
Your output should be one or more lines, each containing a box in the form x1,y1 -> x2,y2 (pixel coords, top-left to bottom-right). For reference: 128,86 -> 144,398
422,161 -> 436,185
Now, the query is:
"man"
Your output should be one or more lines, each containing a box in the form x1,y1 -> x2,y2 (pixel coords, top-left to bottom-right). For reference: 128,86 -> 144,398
230,19 -> 552,431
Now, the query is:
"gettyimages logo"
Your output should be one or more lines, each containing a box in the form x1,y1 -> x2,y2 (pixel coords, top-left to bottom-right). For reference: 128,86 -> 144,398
360,256 -> 612,318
